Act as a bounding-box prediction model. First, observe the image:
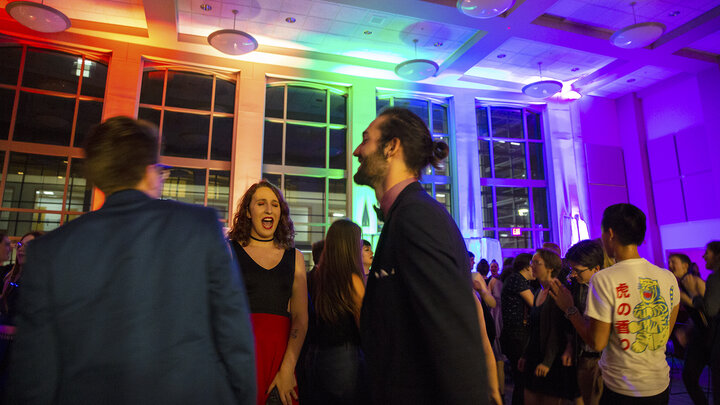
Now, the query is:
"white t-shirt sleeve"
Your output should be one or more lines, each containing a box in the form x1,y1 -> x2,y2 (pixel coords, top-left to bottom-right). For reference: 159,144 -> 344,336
586,273 -> 613,323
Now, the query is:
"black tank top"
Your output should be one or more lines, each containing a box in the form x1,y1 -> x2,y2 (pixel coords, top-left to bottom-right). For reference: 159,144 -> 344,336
232,241 -> 295,317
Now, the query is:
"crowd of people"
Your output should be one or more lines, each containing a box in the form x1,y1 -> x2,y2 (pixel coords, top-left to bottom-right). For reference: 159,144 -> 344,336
0,108 -> 717,405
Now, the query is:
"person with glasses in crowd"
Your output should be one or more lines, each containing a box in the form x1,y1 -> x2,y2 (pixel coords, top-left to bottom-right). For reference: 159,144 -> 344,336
563,239 -> 607,405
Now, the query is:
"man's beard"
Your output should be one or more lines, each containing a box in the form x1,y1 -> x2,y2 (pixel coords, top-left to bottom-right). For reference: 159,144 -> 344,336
353,148 -> 388,189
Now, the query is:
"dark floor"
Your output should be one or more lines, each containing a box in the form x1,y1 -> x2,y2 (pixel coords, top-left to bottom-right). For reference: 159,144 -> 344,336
500,358 -> 713,405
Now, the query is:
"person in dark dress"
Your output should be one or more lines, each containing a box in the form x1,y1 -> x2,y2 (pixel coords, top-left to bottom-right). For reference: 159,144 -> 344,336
298,219 -> 366,405
500,253 -> 535,405
520,248 -> 579,405
229,180 -> 308,405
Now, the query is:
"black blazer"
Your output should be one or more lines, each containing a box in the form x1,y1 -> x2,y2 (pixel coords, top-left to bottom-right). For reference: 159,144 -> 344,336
7,190 -> 256,404
360,182 -> 489,404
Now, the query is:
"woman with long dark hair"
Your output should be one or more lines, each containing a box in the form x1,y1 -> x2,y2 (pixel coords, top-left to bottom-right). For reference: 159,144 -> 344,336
228,180 -> 308,405
298,219 -> 366,404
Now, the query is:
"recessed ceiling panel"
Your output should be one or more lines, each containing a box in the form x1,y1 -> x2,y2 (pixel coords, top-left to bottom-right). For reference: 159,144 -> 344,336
546,0 -> 715,33
587,65 -> 679,98
465,37 -> 615,86
177,0 -> 477,64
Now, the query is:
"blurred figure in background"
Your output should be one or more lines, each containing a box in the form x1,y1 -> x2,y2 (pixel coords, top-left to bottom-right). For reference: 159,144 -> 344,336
501,253 -> 535,405
310,240 -> 325,273
298,219 -> 366,405
520,248 -> 579,405
565,239 -> 606,405
362,240 -> 373,282
0,231 -> 42,397
0,234 -> 11,278
487,257 -> 506,401
669,253 -> 708,405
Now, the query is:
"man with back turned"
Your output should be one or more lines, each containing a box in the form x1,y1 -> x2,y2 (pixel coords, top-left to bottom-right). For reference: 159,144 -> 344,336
7,117 -> 256,404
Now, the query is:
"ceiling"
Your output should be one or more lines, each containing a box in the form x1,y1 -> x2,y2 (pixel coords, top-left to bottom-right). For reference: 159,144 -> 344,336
1,0 -> 719,99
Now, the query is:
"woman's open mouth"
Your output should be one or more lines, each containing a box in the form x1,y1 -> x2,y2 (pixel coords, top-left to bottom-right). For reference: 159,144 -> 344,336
262,217 -> 274,230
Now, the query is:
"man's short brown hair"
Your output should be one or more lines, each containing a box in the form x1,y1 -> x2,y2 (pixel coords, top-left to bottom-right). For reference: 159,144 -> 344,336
84,117 -> 158,195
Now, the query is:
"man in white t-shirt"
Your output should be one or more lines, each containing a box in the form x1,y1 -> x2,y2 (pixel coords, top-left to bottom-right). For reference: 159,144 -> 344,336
550,203 -> 679,405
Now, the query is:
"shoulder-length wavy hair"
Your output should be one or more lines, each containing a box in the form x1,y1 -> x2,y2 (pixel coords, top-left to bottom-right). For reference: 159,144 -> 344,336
310,219 -> 363,324
228,180 -> 294,249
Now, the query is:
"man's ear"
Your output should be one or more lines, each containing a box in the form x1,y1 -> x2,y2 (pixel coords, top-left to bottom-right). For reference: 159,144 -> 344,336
384,138 -> 401,158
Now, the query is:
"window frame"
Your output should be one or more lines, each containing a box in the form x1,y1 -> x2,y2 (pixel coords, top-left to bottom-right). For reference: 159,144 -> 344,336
0,42 -> 107,235
137,63 -> 237,223
477,103 -> 551,250
376,91 -> 456,217
261,80 -> 350,252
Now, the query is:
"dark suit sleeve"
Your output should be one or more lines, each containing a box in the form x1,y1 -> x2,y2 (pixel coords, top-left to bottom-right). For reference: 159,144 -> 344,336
7,239 -> 59,403
394,204 -> 488,403
203,210 -> 256,404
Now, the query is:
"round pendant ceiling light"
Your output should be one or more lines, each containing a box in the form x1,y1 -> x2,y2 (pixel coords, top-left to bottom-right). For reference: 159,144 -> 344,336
456,0 -> 514,19
522,62 -> 563,99
610,2 -> 665,49
610,22 -> 665,49
208,9 -> 258,55
522,80 -> 563,98
6,1 -> 71,33
395,39 -> 438,81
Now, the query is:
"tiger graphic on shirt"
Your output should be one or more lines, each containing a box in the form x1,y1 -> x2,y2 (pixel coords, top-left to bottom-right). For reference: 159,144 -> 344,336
627,278 -> 670,353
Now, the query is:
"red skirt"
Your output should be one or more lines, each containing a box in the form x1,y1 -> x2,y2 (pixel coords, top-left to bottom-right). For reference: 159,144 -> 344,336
251,313 -> 299,405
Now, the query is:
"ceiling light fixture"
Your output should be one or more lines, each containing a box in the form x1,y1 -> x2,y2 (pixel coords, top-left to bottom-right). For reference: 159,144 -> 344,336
285,17 -> 296,23
395,39 -> 438,81
200,3 -> 212,11
522,62 -> 563,98
207,9 -> 258,56
610,2 -> 665,49
456,0 -> 514,19
5,0 -> 71,33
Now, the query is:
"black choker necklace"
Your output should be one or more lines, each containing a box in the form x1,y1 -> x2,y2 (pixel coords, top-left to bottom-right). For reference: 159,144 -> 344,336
250,235 -> 274,242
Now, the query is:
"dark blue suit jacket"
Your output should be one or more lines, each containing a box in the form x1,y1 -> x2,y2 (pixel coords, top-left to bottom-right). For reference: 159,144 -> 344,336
7,190 -> 256,404
360,182 -> 489,404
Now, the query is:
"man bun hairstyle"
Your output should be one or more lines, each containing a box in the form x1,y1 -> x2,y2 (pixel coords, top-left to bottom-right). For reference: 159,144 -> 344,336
601,203 -> 646,246
377,107 -> 448,178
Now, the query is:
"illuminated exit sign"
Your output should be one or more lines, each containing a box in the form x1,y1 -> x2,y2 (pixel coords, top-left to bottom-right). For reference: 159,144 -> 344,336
511,227 -> 521,236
